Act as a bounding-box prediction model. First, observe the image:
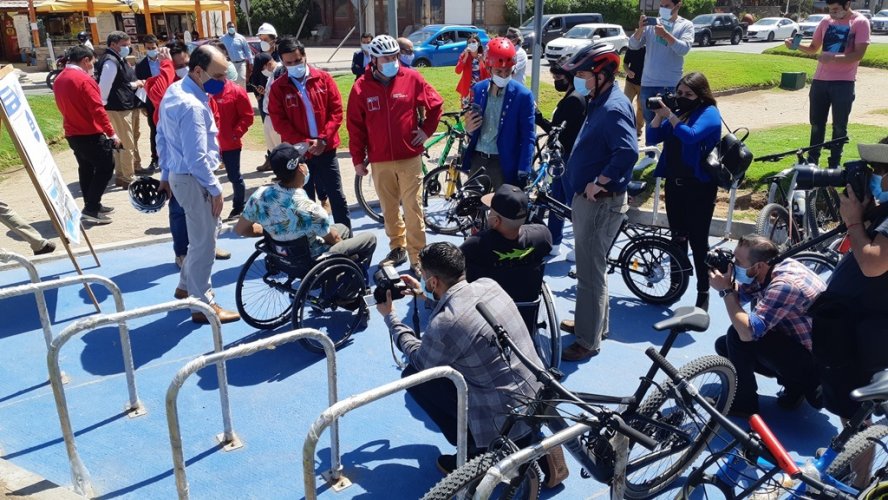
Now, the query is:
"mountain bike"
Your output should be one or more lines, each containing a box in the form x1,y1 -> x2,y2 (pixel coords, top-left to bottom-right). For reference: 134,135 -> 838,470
422,304 -> 737,499
353,111 -> 469,228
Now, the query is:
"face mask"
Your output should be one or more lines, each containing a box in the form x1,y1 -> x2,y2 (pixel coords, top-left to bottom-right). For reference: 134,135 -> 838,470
201,72 -> 225,95
554,78 -> 570,92
659,6 -> 674,19
380,60 -> 399,77
420,276 -> 436,301
260,40 -> 271,52
228,27 -> 236,35
733,264 -> 755,285
118,45 -> 130,58
361,43 -> 371,53
870,174 -> 888,203
574,76 -> 591,97
399,53 -> 414,66
302,168 -> 310,186
261,68 -> 273,78
675,96 -> 699,114
830,9 -> 848,20
175,67 -> 189,79
467,42 -> 479,52
147,49 -> 158,59
287,63 -> 306,79
226,61 -> 238,81
491,74 -> 511,88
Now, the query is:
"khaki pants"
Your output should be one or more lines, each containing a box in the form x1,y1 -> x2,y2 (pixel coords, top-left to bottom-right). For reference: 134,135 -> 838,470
370,156 -> 426,266
263,115 -> 281,151
232,60 -> 248,88
623,81 -> 644,137
107,108 -> 142,183
0,200 -> 50,251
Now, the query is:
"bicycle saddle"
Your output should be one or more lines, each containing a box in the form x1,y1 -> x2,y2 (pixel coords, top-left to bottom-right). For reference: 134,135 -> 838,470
627,181 -> 647,197
652,306 -> 710,333
851,369 -> 888,402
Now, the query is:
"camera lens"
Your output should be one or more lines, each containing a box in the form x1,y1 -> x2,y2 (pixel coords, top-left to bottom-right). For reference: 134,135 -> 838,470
793,166 -> 847,190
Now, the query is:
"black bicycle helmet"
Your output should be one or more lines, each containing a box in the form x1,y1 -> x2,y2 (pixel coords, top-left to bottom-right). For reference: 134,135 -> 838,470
129,176 -> 167,213
77,31 -> 90,43
560,42 -> 620,76
549,55 -> 572,77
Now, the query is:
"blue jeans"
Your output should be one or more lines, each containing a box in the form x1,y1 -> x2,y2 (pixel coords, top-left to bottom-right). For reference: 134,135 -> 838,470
221,149 -> 246,211
640,86 -> 675,145
169,196 -> 189,257
547,175 -> 568,245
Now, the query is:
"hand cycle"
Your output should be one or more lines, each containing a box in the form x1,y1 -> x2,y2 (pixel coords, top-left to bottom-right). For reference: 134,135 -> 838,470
421,304 -> 738,499
353,110 -> 471,231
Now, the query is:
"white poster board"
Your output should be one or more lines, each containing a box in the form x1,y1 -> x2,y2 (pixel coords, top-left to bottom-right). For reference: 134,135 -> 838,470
0,71 -> 82,244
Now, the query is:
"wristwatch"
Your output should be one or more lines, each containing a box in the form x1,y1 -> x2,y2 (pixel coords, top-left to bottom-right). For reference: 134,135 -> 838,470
718,288 -> 736,298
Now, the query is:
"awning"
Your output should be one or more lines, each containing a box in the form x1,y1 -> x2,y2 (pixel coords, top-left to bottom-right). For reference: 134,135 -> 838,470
149,0 -> 229,11
35,0 -> 145,12
0,0 -> 43,9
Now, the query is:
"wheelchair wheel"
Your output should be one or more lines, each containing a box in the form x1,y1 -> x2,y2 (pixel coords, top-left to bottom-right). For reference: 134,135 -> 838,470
619,236 -> 692,304
235,249 -> 295,329
535,283 -> 561,370
292,256 -> 368,353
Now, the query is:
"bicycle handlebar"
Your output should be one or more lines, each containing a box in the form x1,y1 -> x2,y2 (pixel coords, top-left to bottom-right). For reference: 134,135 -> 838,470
754,137 -> 849,163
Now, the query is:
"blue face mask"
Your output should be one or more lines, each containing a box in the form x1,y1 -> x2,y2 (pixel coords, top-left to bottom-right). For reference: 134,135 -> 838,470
399,53 -> 414,66
420,276 -> 436,301
870,174 -> 888,203
202,74 -> 225,95
574,76 -> 591,97
228,27 -> 236,35
147,49 -> 158,59
287,63 -> 307,80
380,60 -> 399,77
118,45 -> 130,58
733,264 -> 755,285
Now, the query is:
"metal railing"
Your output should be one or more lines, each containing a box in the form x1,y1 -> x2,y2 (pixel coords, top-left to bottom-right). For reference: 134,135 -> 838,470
166,328 -> 337,500
303,366 -> 469,500
47,299 -> 233,498
0,249 -> 54,350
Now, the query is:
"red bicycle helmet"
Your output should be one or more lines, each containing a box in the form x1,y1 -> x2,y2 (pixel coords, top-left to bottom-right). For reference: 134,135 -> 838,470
560,42 -> 620,76
485,37 -> 516,69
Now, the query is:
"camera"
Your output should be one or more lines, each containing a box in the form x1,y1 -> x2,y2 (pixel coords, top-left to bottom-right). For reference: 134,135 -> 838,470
370,265 -> 410,305
705,248 -> 734,274
794,160 -> 871,201
645,92 -> 677,112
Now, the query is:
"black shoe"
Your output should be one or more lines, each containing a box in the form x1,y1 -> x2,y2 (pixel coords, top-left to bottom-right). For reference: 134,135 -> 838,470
380,247 -> 408,267
776,386 -> 806,411
134,165 -> 155,175
81,210 -> 112,225
99,204 -> 114,214
33,241 -> 56,255
695,291 -> 709,311
226,208 -> 243,221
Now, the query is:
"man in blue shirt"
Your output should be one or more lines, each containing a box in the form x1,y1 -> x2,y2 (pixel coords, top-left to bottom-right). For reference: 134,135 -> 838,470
135,34 -> 161,174
559,43 -> 638,361
157,45 -> 240,324
221,21 -> 254,88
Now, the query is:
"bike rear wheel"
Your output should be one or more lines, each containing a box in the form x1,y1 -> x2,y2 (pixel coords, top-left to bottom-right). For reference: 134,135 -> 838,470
619,236 -> 691,304
423,164 -> 471,235
826,422 -> 888,492
806,186 -> 842,239
793,250 -> 839,281
755,203 -> 801,248
421,450 -> 541,500
624,355 -> 737,499
354,175 -> 384,223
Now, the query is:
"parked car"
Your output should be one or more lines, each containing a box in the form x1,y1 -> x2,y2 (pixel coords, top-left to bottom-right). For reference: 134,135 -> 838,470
691,13 -> 746,46
872,10 -> 888,33
858,9 -> 873,23
518,13 -> 604,52
745,17 -> 799,42
544,23 -> 629,63
798,14 -> 828,37
407,25 -> 490,67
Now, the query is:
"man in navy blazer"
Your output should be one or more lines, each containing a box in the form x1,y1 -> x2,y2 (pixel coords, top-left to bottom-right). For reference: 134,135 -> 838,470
351,32 -> 373,79
462,37 -> 535,189
135,34 -> 161,173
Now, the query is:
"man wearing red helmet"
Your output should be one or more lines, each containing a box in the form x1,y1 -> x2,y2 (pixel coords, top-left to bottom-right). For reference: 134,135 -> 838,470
558,43 -> 639,362
461,36 -> 536,190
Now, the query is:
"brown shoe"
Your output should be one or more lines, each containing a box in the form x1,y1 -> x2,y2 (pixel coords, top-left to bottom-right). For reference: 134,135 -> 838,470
174,288 -> 188,299
115,179 -> 131,189
539,445 -> 569,488
561,343 -> 599,362
257,158 -> 272,172
214,247 -> 231,260
559,319 -> 575,334
192,303 -> 240,324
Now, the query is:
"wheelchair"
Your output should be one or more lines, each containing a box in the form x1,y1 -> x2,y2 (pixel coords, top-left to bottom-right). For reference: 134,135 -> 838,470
515,282 -> 561,371
234,233 -> 369,353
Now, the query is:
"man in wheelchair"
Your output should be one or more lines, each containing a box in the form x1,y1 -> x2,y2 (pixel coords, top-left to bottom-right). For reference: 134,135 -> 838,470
234,143 -> 377,273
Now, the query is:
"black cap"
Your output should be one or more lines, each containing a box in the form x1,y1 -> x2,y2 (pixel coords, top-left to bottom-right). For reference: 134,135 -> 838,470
481,184 -> 528,221
268,143 -> 304,181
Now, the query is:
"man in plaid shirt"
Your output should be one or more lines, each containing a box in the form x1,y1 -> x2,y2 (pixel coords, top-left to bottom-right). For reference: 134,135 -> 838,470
709,234 -> 826,417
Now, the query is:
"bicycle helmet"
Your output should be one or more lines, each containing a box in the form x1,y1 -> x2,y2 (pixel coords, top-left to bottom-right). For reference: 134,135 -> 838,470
485,37 -> 516,68
367,35 -> 400,58
129,176 -> 167,213
77,31 -> 90,43
560,42 -> 620,76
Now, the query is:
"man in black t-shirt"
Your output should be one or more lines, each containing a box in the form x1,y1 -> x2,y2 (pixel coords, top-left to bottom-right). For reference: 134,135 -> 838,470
460,184 -> 552,304
622,46 -> 646,139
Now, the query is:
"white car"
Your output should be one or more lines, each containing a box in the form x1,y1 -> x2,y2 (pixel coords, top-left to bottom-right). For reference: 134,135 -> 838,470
873,10 -> 888,33
746,17 -> 800,42
544,23 -> 629,64
798,14 -> 828,38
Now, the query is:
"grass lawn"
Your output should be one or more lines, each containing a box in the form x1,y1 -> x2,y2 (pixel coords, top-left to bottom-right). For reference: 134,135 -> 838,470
0,94 -> 64,174
763,43 -> 888,70
682,51 -> 818,91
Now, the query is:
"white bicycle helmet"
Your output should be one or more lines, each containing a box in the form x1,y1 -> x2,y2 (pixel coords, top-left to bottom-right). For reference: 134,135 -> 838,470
368,35 -> 399,58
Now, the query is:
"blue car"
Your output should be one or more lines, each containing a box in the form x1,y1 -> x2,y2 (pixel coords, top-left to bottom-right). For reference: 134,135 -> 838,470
407,25 -> 490,67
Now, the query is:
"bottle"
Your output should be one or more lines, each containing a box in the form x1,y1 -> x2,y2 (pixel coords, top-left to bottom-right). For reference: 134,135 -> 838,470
751,473 -> 795,500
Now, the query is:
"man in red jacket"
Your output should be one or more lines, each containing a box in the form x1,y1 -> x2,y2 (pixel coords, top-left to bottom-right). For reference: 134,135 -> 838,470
212,74 -> 254,220
53,45 -> 120,225
268,37 -> 350,228
346,34 -> 443,274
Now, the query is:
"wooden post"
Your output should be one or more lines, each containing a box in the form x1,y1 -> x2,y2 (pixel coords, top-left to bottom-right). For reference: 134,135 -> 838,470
144,0 -> 154,35
194,0 -> 204,38
27,0 -> 39,48
86,0 -> 99,47
229,0 -> 237,28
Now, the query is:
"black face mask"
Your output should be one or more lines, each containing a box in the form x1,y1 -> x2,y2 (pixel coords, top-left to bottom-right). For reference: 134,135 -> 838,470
554,78 -> 570,92
674,96 -> 700,114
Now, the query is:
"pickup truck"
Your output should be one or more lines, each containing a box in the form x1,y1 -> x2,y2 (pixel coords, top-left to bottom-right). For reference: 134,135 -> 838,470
692,13 -> 747,46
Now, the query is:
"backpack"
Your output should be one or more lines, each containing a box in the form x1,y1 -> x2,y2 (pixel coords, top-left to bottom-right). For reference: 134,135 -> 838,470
704,121 -> 753,190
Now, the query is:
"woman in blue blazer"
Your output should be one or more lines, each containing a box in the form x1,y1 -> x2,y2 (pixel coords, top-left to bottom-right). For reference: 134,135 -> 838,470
647,72 -> 722,310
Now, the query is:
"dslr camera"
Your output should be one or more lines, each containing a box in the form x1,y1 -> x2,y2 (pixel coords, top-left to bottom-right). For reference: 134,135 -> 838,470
794,160 -> 871,201
646,91 -> 677,112
705,248 -> 734,274
370,265 -> 410,305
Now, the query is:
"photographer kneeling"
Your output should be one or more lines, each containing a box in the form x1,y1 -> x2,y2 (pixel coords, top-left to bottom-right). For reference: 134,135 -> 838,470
375,242 -> 545,475
709,235 -> 826,417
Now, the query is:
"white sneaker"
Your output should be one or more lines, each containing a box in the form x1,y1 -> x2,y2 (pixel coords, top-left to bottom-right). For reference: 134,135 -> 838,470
549,244 -> 561,256
566,249 -> 576,262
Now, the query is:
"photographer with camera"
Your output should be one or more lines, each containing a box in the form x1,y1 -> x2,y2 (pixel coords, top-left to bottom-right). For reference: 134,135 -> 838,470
709,235 -> 826,417
810,139 -> 888,423
375,242 -> 546,475
647,72 -> 722,310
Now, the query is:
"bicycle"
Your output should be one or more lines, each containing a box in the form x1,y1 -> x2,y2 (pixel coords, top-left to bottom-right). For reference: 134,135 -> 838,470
422,304 -> 738,499
353,111 -> 470,230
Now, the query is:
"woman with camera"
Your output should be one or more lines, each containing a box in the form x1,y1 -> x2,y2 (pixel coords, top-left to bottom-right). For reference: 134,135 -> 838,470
455,34 -> 488,103
647,71 -> 722,310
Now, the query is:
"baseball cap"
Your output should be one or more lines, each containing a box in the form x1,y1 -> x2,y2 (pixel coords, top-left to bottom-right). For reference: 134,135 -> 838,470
268,143 -> 306,180
481,184 -> 528,221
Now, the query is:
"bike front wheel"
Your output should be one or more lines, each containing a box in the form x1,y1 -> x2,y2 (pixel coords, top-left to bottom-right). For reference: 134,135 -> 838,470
619,236 -> 692,304
423,165 -> 472,235
421,450 -> 541,500
354,175 -> 384,223
793,250 -> 839,281
624,355 -> 737,499
826,422 -> 888,492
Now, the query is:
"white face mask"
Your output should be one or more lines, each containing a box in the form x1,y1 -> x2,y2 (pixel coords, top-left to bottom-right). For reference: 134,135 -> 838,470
491,74 -> 511,88
467,42 -> 479,52
260,40 -> 272,52
175,67 -> 189,79
361,43 -> 371,53
659,6 -> 674,19
261,68 -> 273,78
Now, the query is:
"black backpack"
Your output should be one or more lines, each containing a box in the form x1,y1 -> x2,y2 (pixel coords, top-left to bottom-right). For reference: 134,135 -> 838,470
704,120 -> 753,189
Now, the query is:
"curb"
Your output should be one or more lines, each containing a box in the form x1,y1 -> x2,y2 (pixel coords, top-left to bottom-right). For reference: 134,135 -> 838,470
627,206 -> 756,239
0,458 -> 80,499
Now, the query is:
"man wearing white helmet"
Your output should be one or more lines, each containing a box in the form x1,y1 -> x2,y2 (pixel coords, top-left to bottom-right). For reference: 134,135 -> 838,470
256,22 -> 279,61
346,34 -> 444,275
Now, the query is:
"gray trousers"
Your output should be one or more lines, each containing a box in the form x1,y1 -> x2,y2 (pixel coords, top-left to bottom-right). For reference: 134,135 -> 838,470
328,223 -> 377,268
571,192 -> 627,350
170,173 -> 218,308
0,200 -> 50,251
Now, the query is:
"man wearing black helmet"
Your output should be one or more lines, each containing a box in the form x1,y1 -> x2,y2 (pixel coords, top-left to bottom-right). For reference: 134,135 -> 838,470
77,31 -> 93,50
558,43 -> 638,362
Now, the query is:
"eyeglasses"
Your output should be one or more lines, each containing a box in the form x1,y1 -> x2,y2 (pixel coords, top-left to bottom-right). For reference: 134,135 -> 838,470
401,48 -> 414,55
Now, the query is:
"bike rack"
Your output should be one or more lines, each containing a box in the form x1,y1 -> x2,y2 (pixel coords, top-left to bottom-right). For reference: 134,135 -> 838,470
0,249 -> 54,350
165,328 -> 336,500
303,366 -> 469,500
46,299 -> 235,498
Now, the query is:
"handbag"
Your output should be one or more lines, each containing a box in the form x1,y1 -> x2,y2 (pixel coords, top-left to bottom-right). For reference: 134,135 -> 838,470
703,117 -> 754,190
